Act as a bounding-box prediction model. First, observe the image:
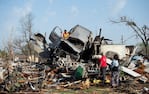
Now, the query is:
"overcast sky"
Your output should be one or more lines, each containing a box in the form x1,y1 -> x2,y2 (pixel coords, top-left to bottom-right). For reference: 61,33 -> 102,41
0,0 -> 149,49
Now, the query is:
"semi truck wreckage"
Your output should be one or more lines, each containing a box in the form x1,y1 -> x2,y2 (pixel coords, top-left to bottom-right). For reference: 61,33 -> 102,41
0,24 -> 149,93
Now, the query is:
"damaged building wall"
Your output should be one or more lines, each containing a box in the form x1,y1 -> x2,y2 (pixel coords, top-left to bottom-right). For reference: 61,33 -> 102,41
100,44 -> 127,59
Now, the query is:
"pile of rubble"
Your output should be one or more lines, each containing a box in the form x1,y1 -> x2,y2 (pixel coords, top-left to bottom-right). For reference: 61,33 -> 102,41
0,58 -> 148,93
0,25 -> 149,93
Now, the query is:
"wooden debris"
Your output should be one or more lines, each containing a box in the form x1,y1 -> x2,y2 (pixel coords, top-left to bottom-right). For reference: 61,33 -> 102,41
62,80 -> 81,87
81,78 -> 90,89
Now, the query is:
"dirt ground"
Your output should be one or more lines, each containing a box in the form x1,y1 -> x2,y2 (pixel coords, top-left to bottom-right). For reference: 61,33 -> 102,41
1,82 -> 147,94
10,86 -> 121,94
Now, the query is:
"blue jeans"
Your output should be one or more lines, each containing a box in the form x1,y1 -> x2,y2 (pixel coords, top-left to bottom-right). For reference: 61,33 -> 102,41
111,71 -> 119,87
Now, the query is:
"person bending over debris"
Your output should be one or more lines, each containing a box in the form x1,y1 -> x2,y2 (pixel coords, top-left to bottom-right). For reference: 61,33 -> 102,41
98,53 -> 107,85
111,54 -> 120,88
63,29 -> 70,39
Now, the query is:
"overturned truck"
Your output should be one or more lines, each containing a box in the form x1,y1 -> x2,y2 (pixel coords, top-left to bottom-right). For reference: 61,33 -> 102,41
33,25 -> 111,68
49,25 -> 94,66
32,24 -> 135,78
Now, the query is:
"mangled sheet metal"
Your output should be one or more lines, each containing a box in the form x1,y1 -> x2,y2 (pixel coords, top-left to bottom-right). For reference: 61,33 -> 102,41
49,26 -> 62,48
32,33 -> 47,53
48,24 -> 94,62
68,25 -> 93,48
49,25 -> 93,53
31,33 -> 51,60
60,40 -> 81,53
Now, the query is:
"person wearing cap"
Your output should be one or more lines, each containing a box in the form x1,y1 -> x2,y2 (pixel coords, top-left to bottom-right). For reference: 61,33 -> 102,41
63,30 -> 69,39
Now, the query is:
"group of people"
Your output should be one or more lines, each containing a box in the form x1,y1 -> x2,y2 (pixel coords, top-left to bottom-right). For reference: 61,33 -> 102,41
62,29 -> 119,88
99,53 -> 120,88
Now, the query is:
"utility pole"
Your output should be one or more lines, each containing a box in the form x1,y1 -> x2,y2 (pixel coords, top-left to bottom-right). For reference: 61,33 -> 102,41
121,35 -> 124,44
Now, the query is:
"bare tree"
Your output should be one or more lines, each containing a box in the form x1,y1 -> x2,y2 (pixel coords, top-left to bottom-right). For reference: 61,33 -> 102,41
6,41 -> 14,60
0,49 -> 8,59
11,13 -> 36,62
111,16 -> 149,56
1,27 -> 15,61
20,13 -> 33,56
13,38 -> 28,55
